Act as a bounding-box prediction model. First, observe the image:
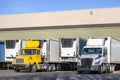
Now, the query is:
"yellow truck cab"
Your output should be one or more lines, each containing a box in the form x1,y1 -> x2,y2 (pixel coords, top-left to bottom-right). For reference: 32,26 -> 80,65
12,40 -> 42,72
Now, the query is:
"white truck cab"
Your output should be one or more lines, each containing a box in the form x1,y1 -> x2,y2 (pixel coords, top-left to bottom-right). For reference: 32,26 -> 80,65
77,37 -> 120,73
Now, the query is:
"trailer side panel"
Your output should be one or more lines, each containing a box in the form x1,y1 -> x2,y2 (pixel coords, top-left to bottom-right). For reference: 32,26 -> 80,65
110,38 -> 120,63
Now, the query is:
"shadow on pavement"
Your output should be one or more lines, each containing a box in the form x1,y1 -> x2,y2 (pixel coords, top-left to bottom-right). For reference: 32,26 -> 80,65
0,71 -> 120,80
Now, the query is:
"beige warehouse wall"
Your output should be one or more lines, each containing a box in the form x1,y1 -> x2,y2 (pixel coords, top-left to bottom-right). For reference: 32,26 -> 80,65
0,7 -> 120,29
0,27 -> 120,40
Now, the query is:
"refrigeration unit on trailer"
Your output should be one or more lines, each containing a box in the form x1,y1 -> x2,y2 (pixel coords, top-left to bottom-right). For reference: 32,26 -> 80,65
77,37 -> 120,73
0,40 -> 23,69
59,38 -> 86,70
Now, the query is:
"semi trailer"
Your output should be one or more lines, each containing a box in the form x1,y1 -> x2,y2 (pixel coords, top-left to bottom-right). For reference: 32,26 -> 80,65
0,40 -> 23,69
40,38 -> 86,71
59,38 -> 86,70
34,38 -> 86,71
39,39 -> 59,71
77,37 -> 120,73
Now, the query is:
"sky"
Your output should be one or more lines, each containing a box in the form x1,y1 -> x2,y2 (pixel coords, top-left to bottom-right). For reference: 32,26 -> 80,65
0,0 -> 120,15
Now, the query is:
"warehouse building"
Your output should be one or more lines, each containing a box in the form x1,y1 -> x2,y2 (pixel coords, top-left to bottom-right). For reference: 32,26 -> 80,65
0,7 -> 120,40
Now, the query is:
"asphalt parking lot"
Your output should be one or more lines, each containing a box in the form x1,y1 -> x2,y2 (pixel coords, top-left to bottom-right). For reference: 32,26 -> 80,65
0,70 -> 120,80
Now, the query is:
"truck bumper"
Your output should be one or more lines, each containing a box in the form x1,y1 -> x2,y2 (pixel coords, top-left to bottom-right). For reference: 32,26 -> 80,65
77,65 -> 101,72
12,64 -> 30,70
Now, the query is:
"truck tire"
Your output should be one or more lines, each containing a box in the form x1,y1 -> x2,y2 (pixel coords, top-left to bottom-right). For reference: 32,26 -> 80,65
109,65 -> 115,73
31,64 -> 37,72
51,64 -> 56,71
99,64 -> 104,74
47,64 -> 56,72
57,64 -> 61,71
46,64 -> 51,72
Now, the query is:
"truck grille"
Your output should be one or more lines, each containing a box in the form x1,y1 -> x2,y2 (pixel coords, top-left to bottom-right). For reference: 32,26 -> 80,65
16,59 -> 24,63
81,58 -> 93,68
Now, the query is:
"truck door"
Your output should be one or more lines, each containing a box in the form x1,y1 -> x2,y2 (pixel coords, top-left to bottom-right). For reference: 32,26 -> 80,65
40,40 -> 47,61
103,48 -> 107,63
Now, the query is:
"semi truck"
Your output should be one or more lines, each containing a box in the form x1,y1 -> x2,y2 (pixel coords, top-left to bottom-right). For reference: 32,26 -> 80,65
77,37 -> 120,73
59,38 -> 86,70
12,38 -> 87,72
12,39 -> 59,72
0,40 -> 22,69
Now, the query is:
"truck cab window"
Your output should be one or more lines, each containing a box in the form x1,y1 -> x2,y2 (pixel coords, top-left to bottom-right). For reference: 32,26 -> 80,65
21,49 -> 36,55
83,48 -> 102,54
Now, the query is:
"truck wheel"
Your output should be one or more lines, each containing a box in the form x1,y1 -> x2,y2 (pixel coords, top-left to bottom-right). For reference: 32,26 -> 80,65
51,64 -> 56,71
109,65 -> 115,73
46,64 -> 50,72
99,64 -> 104,74
57,64 -> 61,71
100,63 -> 107,73
31,64 -> 37,72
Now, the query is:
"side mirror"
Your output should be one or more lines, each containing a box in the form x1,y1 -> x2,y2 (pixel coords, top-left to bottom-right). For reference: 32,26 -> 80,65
73,38 -> 76,41
103,53 -> 106,56
44,40 -> 46,42
40,50 -> 42,54
98,55 -> 102,58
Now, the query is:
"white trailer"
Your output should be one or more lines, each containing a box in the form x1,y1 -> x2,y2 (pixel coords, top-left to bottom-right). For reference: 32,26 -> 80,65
38,39 -> 60,71
0,40 -> 24,69
77,37 -> 120,73
59,38 -> 86,70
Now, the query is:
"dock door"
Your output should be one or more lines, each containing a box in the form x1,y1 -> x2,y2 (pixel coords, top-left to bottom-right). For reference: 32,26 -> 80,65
0,42 -> 5,61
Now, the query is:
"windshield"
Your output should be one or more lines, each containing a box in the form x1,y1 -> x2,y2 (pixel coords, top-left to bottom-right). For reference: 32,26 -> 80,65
82,48 -> 102,54
21,49 -> 36,55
